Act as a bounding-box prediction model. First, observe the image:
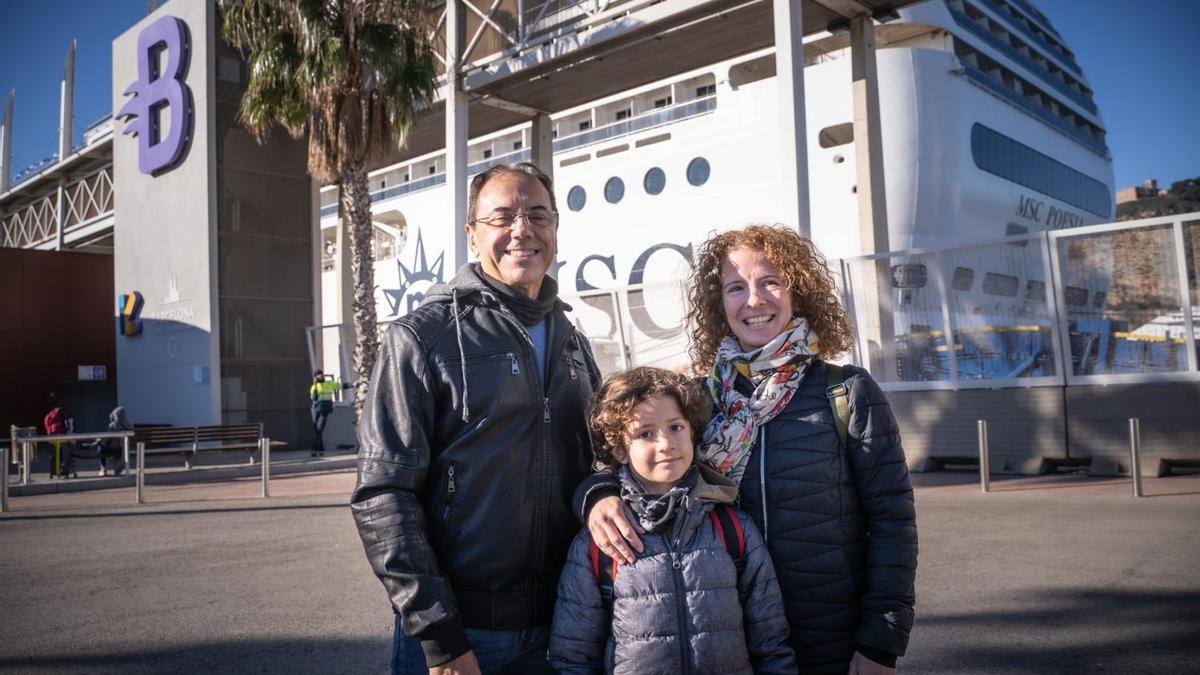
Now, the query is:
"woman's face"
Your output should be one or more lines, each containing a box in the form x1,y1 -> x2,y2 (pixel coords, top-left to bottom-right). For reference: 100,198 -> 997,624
720,246 -> 794,350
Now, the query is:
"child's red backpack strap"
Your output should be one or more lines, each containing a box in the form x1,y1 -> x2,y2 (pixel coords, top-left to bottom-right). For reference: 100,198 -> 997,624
709,504 -> 747,577
588,539 -> 618,610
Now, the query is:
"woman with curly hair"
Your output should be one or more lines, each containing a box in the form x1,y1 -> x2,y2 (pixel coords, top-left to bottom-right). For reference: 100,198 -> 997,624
578,225 -> 917,674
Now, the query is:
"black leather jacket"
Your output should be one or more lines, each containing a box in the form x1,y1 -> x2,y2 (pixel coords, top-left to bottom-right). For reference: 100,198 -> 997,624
577,361 -> 917,673
352,264 -> 601,666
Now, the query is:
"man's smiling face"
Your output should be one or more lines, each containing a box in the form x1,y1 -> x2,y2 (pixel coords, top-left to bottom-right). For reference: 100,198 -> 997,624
466,172 -> 558,299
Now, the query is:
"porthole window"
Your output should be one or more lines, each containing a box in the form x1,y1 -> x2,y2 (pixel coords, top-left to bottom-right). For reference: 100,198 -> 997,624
686,157 -> 710,186
643,167 -> 666,195
818,122 -> 854,148
604,177 -> 625,204
567,186 -> 587,212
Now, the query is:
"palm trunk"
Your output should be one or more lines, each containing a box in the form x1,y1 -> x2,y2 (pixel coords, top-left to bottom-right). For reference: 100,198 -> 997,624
339,162 -> 378,421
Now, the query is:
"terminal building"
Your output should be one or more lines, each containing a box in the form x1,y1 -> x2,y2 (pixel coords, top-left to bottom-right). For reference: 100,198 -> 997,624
1,0 -> 1196,474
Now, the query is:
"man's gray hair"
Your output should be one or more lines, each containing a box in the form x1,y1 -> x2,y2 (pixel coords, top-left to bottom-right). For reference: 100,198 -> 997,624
467,162 -> 558,223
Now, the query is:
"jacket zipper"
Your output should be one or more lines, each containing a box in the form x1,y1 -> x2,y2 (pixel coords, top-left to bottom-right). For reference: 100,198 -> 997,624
441,462 -> 457,523
759,429 -> 769,542
663,534 -> 693,675
507,352 -> 520,375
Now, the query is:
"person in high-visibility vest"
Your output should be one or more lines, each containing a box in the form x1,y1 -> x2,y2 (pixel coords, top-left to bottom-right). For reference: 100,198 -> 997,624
310,370 -> 339,456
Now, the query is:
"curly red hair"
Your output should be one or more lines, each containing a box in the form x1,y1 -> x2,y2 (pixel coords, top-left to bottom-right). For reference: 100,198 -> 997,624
686,224 -> 854,371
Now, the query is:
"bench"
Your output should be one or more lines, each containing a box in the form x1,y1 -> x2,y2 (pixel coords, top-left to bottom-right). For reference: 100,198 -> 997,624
133,423 -> 285,469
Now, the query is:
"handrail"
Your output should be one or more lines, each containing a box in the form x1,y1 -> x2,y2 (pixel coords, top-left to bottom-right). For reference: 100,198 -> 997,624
18,431 -> 135,444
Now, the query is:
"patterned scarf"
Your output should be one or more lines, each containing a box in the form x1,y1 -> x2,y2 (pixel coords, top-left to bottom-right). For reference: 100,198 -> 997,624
700,317 -> 820,485
618,465 -> 698,532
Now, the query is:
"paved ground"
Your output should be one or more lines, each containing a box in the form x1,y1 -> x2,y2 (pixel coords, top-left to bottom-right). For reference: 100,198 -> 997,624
1,469 -> 1198,673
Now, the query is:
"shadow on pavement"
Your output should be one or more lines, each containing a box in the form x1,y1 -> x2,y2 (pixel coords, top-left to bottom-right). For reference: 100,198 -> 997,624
0,637 -> 390,674
910,587 -> 1200,672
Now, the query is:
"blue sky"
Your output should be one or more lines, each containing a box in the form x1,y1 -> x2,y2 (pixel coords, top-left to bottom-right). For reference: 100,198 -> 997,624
0,0 -> 1197,191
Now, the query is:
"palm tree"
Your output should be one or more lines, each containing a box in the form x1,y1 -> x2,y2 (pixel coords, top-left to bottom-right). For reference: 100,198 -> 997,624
220,0 -> 437,419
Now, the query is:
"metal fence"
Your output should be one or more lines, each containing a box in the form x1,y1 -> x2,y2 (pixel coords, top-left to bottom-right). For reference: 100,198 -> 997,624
839,213 -> 1198,390
557,214 -> 1200,388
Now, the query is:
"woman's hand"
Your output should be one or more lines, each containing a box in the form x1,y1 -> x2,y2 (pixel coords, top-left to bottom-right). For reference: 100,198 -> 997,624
587,495 -> 645,564
429,651 -> 481,675
847,651 -> 895,675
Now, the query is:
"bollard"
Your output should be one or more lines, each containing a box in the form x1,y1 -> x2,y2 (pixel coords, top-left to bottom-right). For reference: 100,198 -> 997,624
122,436 -> 130,473
977,420 -> 991,493
261,438 -> 271,498
2,444 -> 9,513
135,442 -> 145,505
22,441 -> 30,486
1129,418 -> 1143,498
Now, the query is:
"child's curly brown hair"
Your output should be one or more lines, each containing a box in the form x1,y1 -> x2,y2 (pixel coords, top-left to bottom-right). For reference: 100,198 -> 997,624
589,366 -> 712,472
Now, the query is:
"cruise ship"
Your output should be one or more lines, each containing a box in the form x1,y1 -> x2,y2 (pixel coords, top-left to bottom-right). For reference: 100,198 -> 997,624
317,0 -> 1115,374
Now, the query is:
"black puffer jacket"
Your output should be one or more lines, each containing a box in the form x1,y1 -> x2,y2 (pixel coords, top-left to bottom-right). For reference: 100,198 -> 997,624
578,361 -> 917,673
352,264 -> 601,666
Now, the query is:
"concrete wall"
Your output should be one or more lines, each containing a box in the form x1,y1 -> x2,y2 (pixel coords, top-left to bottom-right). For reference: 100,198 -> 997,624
890,382 -> 1199,476
1064,382 -> 1200,475
889,387 -> 1068,474
112,1 -> 220,426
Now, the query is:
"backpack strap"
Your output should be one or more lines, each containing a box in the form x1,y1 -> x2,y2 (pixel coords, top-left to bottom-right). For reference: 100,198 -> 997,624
825,362 -> 850,449
709,504 -> 747,577
589,539 -> 617,610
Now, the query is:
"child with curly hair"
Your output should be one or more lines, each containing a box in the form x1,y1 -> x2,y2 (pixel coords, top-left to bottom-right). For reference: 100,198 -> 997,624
548,366 -> 796,674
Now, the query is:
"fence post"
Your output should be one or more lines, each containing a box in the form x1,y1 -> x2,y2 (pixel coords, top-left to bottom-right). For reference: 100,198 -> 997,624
261,438 -> 271,498
978,419 -> 991,493
135,441 -> 145,505
2,443 -> 9,513
1129,418 -> 1143,498
122,435 -> 130,473
22,440 -> 30,486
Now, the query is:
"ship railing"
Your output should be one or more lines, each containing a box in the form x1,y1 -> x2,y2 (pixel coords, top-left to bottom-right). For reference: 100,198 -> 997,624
316,95 -> 718,219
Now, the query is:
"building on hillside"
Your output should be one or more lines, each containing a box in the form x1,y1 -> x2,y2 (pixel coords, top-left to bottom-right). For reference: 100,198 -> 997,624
1116,178 -> 1168,204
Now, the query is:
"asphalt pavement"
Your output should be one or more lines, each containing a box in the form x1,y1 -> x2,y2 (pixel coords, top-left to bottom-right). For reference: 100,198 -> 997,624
1,469 -> 1198,673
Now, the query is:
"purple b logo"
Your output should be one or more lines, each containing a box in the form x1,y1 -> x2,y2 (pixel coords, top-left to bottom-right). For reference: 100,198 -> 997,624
117,15 -> 193,175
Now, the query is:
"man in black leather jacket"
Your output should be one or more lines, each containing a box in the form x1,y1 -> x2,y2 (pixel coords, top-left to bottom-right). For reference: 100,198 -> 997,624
352,163 -> 601,675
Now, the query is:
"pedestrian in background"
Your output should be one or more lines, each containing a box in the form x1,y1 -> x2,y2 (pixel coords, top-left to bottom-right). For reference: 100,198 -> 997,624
310,370 -> 338,457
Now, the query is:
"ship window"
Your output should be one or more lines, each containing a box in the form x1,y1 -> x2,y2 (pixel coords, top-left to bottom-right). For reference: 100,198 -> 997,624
654,96 -> 673,109
891,264 -> 927,289
429,166 -> 436,175
644,167 -> 666,196
615,109 -> 631,121
604,177 -> 625,204
1092,291 -> 1106,308
483,149 -> 492,159
567,186 -> 587,212
513,141 -> 523,150
695,84 -> 716,98
1064,286 -> 1089,306
1026,280 -> 1046,302
686,157 -> 711,186
983,273 -> 1019,297
952,267 -> 975,291
818,123 -> 854,149
971,123 -> 1112,217
578,120 -> 592,132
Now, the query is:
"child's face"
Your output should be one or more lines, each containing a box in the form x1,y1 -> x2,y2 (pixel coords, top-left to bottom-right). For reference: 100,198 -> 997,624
614,394 -> 694,492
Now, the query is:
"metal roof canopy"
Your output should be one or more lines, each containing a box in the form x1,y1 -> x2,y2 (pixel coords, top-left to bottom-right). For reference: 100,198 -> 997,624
372,0 -> 924,169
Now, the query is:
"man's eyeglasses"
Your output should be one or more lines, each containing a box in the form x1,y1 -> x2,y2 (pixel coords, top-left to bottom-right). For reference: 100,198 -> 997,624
471,210 -> 558,229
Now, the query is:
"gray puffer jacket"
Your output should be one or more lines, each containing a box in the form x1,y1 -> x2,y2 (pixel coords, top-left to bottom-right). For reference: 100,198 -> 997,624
575,362 -> 917,673
549,466 -> 797,674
